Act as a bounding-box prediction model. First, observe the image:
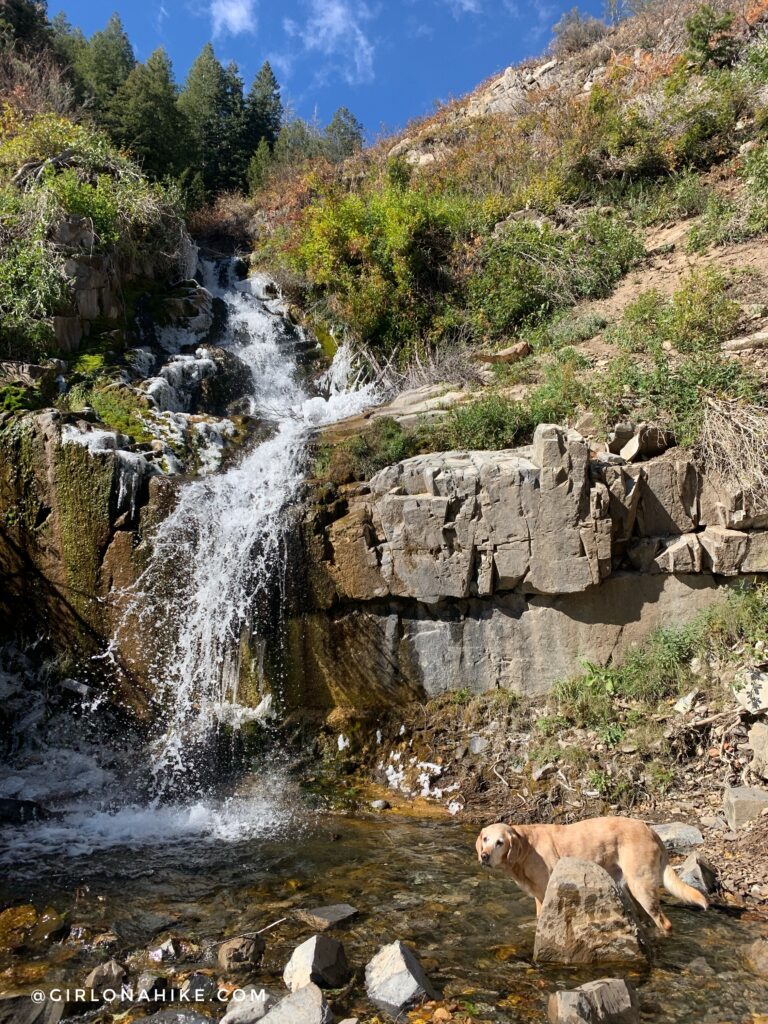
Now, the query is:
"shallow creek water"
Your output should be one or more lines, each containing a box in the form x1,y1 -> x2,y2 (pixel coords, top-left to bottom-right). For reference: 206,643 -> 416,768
1,778 -> 767,1024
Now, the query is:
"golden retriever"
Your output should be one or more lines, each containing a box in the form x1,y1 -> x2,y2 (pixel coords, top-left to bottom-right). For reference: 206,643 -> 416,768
476,817 -> 708,932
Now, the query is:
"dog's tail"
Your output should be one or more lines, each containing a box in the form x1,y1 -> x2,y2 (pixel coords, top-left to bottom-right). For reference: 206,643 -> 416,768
662,865 -> 708,910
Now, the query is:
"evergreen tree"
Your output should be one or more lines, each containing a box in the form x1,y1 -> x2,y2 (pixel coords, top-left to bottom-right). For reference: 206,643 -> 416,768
75,12 -> 135,117
1,0 -> 50,48
685,4 -> 737,70
220,59 -> 248,189
245,61 -> 282,151
109,48 -> 191,179
177,42 -> 229,194
324,106 -> 364,162
273,118 -> 325,166
246,138 -> 273,193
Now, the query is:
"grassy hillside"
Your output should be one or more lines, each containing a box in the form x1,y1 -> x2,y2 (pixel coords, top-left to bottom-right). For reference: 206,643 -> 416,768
245,0 -> 768,475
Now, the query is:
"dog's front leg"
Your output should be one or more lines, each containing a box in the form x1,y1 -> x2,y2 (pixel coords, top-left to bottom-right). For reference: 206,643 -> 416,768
535,898 -> 542,917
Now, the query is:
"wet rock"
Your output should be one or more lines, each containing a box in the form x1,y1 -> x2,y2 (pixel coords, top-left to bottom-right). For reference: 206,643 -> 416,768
651,822 -> 703,854
370,800 -> 390,811
147,1013 -> 211,1024
735,668 -> 768,714
0,905 -> 38,950
296,904 -> 358,931
0,798 -> 50,824
136,972 -> 168,998
749,721 -> 768,780
29,907 -> 68,945
687,957 -> 715,975
84,958 -> 125,996
260,982 -> 333,1023
221,987 -> 276,1024
548,978 -> 639,1024
218,934 -> 266,972
0,994 -> 67,1024
180,972 -> 218,1001
283,934 -> 350,991
677,853 -> 719,896
149,936 -> 182,962
365,940 -> 439,1016
745,937 -> 768,978
723,785 -> 768,829
534,859 -> 645,965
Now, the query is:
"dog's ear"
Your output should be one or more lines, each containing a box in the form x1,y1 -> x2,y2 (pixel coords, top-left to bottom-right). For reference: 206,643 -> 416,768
475,832 -> 484,859
504,826 -> 524,866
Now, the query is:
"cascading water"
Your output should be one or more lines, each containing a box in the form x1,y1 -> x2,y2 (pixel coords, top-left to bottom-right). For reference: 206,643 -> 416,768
0,259 -> 378,860
116,259 -> 379,795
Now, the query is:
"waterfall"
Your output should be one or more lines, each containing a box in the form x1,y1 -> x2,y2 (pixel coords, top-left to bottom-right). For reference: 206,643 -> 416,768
115,260 -> 378,795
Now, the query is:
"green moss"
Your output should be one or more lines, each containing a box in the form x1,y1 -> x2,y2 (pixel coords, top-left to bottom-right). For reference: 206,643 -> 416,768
52,440 -> 115,621
66,382 -> 154,444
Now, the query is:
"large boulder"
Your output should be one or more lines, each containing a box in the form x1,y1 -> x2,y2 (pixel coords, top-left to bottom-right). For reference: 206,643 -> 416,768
677,853 -> 719,897
533,859 -> 646,965
364,941 -> 439,1017
651,822 -> 703,855
548,978 -> 640,1024
260,983 -> 333,1024
221,987 -> 276,1024
283,935 -> 350,992
723,786 -> 768,829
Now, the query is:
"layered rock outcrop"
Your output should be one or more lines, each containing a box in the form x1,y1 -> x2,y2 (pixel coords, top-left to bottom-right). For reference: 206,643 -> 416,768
287,424 -> 768,707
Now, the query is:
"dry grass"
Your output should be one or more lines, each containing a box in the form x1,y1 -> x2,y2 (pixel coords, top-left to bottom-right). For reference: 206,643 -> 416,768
699,395 -> 768,504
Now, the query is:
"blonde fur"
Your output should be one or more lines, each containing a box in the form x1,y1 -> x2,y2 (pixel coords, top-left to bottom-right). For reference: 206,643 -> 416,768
476,817 -> 709,933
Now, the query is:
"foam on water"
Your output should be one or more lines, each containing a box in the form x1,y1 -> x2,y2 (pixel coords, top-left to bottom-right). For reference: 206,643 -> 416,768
1,260 -> 377,862
111,259 -> 378,793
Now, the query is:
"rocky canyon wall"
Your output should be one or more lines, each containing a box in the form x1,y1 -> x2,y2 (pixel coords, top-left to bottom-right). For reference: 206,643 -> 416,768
287,425 -> 768,708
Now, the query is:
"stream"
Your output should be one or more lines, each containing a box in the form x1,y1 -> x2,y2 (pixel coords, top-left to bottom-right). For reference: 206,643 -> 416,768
1,261 -> 767,1022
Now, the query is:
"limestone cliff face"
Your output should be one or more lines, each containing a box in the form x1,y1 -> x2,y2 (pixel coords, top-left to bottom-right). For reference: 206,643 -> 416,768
288,425 -> 768,708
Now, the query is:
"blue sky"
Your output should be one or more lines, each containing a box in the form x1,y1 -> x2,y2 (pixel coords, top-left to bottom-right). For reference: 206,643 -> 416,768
53,0 -> 605,138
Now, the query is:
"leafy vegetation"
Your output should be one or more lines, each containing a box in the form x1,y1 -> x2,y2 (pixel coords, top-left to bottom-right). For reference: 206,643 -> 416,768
552,583 -> 768,730
0,107 -> 183,359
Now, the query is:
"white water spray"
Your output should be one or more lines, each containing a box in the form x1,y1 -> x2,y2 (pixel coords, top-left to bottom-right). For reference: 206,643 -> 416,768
119,261 -> 378,790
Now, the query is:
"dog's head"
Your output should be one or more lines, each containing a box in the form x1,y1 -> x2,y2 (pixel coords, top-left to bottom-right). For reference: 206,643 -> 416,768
475,823 -> 523,870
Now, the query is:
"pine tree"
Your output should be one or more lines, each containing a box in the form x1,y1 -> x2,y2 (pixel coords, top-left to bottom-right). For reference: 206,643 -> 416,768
109,48 -> 192,179
246,138 -> 273,194
245,61 -> 282,152
2,0 -> 50,48
220,60 -> 248,189
273,118 -> 325,166
324,106 -> 364,162
177,42 -> 229,194
75,12 -> 135,118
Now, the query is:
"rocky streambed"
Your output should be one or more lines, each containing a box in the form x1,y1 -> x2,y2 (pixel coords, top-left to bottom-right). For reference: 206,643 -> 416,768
1,790 -> 768,1024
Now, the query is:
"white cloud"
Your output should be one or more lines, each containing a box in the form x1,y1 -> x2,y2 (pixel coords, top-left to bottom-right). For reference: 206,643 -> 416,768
210,0 -> 258,38
299,0 -> 375,84
446,0 -> 482,14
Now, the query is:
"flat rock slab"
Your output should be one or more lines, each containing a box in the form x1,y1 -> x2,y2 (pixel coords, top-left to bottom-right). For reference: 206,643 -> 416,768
261,983 -> 333,1024
365,940 -> 439,1016
548,978 -> 640,1024
534,858 -> 646,965
295,904 -> 358,931
651,822 -> 704,854
723,785 -> 768,829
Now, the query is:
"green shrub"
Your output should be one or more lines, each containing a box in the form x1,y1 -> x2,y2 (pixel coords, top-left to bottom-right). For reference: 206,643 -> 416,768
685,4 -> 737,71
553,584 -> 768,729
610,269 -> 740,356
315,417 -> 420,483
439,355 -> 587,451
468,214 -> 642,343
